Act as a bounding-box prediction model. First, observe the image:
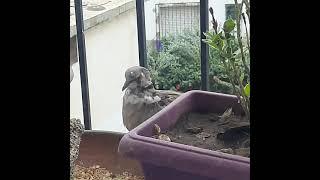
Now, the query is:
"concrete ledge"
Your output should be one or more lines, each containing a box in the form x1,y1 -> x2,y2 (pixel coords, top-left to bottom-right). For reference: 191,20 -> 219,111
70,0 -> 135,38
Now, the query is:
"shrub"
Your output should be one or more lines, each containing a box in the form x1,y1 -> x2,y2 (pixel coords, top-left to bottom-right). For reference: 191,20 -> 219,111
147,29 -> 248,94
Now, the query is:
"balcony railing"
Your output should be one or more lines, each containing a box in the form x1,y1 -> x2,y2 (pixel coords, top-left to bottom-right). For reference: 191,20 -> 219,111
73,0 -> 209,130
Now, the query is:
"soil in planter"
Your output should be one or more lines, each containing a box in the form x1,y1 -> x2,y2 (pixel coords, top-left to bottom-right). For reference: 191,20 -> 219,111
163,111 -> 250,158
74,164 -> 144,180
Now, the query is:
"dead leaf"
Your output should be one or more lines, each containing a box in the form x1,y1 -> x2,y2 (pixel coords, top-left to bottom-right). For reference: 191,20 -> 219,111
219,107 -> 233,121
216,148 -> 234,154
186,127 -> 203,134
154,124 -> 161,135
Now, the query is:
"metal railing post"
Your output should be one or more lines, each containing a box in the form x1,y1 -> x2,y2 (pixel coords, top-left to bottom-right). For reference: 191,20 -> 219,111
200,0 -> 209,91
74,0 -> 92,130
136,0 -> 147,68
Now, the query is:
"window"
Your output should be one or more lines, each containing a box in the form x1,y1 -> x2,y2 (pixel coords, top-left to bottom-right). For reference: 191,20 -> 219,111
156,3 -> 200,38
225,4 -> 236,20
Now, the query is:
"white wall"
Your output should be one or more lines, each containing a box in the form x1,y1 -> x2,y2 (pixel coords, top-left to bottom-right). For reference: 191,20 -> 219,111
70,9 -> 139,133
145,0 -> 249,40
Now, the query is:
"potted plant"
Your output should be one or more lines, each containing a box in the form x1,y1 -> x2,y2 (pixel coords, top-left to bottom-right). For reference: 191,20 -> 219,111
119,1 -> 250,180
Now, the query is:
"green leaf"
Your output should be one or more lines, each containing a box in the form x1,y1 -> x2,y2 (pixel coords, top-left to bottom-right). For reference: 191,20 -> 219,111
244,83 -> 250,97
240,72 -> 245,83
212,34 -> 224,50
203,31 -> 225,50
223,19 -> 236,33
203,32 -> 215,39
233,50 -> 242,59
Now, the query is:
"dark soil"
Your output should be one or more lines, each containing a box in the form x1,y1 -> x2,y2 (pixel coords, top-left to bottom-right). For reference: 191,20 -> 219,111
164,112 -> 250,158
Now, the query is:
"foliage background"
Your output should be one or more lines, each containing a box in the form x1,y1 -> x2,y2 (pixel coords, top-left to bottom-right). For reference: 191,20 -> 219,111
147,29 -> 249,94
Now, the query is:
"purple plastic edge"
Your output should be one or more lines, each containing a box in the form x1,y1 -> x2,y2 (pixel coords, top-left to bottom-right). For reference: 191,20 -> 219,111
118,90 -> 250,178
131,91 -> 249,162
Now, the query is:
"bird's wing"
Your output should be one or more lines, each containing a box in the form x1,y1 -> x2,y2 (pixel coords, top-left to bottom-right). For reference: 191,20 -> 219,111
155,90 -> 182,107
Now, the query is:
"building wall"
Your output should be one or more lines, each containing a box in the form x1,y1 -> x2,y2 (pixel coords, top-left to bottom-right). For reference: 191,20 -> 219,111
145,0 -> 249,40
70,9 -> 139,132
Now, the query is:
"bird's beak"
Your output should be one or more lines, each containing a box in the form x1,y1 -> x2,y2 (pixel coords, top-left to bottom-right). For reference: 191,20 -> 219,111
122,80 -> 130,91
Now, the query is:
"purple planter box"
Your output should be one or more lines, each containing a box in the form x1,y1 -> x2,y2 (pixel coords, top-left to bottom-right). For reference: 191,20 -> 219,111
118,90 -> 250,180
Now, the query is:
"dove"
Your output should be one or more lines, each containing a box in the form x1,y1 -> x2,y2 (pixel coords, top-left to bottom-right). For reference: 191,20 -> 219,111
122,66 -> 181,130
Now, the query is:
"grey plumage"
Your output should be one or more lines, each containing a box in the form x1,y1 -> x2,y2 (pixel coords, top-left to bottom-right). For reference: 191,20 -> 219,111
122,66 -> 181,131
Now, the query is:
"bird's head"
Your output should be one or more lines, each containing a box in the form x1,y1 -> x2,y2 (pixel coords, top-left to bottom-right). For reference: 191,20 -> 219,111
122,66 -> 153,91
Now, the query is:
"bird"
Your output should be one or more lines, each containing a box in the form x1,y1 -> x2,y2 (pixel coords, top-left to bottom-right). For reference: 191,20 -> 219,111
122,66 -> 181,131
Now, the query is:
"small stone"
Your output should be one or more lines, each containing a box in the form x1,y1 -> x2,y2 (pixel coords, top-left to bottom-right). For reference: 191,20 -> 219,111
195,132 -> 211,140
110,173 -> 116,178
158,134 -> 171,142
216,148 -> 234,154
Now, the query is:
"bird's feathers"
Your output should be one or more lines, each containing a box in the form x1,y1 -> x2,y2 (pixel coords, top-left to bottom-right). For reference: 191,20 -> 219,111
122,66 -> 181,130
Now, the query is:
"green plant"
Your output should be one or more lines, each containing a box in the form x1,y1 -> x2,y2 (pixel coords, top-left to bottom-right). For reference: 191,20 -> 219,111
148,30 -> 201,92
203,0 -> 250,118
147,29 -> 248,94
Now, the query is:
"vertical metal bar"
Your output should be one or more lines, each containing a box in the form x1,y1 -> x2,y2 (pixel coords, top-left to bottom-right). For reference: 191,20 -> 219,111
74,0 -> 92,130
158,5 -> 161,39
175,5 -> 177,36
168,6 -> 169,36
191,3 -> 193,28
184,4 -> 185,30
180,4 -> 182,33
200,0 -> 209,91
162,5 -> 165,37
171,5 -> 173,35
155,4 -> 157,39
158,6 -> 161,51
136,0 -> 147,68
155,4 -> 158,51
